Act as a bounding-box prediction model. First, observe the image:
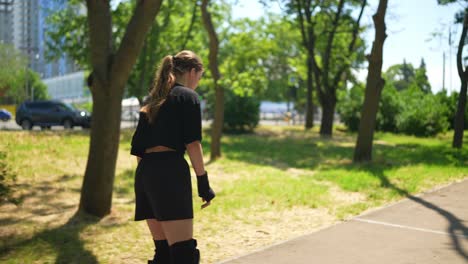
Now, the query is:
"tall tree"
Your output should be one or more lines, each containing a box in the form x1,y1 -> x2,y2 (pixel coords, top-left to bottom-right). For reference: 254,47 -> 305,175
384,61 -> 431,93
293,0 -> 317,129
415,58 -> 432,93
353,0 -> 388,162
79,0 -> 162,217
318,0 -> 366,136
201,0 -> 224,160
453,10 -> 468,148
288,0 -> 367,135
437,0 -> 468,148
401,59 -> 413,83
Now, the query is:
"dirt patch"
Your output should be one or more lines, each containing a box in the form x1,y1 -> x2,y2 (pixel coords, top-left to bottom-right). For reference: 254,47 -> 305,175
196,206 -> 337,264
329,185 -> 366,205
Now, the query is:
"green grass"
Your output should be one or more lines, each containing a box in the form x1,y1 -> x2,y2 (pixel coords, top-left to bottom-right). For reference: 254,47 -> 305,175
0,126 -> 467,263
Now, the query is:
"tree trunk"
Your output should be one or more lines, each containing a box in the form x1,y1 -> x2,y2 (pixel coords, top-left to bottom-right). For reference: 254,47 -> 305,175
79,90 -> 122,216
305,54 -> 314,129
453,11 -> 468,149
320,96 -> 336,136
295,0 -> 315,130
79,0 -> 162,217
353,0 -> 388,163
201,0 -> 223,160
453,78 -> 467,148
318,0 -> 345,137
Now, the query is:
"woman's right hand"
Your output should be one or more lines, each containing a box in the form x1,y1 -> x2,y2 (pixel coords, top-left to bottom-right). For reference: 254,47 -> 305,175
196,171 -> 215,207
201,198 -> 211,209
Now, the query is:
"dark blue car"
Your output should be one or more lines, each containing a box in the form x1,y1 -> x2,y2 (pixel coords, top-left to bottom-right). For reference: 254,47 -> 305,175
0,109 -> 12,121
15,100 -> 91,130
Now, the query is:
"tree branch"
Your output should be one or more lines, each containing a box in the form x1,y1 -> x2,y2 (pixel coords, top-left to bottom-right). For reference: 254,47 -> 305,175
457,11 -> 468,79
181,1 -> 199,50
332,0 -> 367,90
295,0 -> 309,47
85,0 -> 112,95
201,0 -> 221,80
323,0 -> 345,90
111,0 -> 163,91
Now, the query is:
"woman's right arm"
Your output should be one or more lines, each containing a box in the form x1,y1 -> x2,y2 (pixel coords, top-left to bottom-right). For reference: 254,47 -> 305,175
186,140 -> 215,208
185,140 -> 206,176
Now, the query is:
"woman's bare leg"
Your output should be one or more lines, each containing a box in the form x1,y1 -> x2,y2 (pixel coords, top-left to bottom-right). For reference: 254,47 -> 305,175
146,219 -> 166,240
146,219 -> 171,263
159,219 -> 193,246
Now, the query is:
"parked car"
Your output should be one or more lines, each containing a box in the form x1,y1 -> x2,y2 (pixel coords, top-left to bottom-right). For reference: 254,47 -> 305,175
0,109 -> 12,121
15,100 -> 91,130
121,109 -> 140,121
121,97 -> 140,121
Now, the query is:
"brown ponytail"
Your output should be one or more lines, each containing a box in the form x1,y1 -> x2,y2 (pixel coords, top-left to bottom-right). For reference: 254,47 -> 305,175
144,55 -> 175,123
144,50 -> 203,124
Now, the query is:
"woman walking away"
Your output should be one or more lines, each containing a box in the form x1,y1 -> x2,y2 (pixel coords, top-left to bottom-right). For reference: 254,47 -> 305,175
130,50 -> 216,264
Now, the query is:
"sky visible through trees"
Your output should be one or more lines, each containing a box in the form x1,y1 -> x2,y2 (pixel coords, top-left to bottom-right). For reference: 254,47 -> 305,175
109,0 -> 460,93
231,0 -> 461,93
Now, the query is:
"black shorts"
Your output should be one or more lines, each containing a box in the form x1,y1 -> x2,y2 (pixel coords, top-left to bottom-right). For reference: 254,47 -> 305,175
134,151 -> 193,221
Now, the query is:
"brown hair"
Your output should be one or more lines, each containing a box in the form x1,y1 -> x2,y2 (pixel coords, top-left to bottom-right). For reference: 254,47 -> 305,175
144,50 -> 203,123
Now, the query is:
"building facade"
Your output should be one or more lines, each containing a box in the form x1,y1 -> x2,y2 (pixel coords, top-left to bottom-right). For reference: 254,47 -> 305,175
0,0 -> 79,78
0,0 -> 14,46
0,0 -> 86,102
43,71 -> 89,103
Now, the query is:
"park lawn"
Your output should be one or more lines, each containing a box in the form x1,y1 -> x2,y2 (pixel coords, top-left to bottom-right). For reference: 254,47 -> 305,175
0,126 -> 467,263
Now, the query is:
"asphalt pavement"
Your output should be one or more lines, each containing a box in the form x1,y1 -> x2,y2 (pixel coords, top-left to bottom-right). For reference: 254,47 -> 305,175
219,178 -> 468,264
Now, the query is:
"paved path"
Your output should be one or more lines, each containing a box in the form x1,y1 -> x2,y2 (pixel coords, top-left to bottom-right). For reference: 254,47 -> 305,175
219,178 -> 468,264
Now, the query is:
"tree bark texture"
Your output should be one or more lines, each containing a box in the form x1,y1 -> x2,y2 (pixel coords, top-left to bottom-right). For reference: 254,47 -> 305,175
80,0 -> 162,217
201,0 -> 224,160
453,11 -> 468,149
319,93 -> 336,136
353,0 -> 388,163
296,0 -> 315,129
305,54 -> 314,128
317,0 -> 344,136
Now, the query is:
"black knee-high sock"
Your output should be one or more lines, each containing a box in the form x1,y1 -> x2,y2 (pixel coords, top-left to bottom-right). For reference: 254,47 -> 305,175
149,239 -> 170,264
170,239 -> 200,264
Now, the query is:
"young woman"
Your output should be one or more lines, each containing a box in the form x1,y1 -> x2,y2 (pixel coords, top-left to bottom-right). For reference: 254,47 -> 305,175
131,50 -> 215,264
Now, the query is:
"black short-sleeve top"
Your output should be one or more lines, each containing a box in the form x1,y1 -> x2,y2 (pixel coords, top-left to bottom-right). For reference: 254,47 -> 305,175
130,84 -> 202,157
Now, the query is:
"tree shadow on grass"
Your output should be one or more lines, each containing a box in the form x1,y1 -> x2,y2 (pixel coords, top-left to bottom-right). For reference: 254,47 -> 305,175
1,174 -> 81,226
352,164 -> 468,261
0,211 -> 99,263
0,173 -> 122,263
220,132 -> 467,171
220,134 -> 352,169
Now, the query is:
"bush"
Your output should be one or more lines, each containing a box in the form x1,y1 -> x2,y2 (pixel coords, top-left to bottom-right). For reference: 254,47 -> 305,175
337,83 -> 364,132
337,83 -> 400,133
396,87 -> 449,137
376,84 -> 401,132
223,89 -> 260,133
338,83 -> 451,136
436,91 -> 468,130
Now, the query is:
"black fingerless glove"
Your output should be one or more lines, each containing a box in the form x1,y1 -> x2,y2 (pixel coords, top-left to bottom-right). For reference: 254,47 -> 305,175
196,171 -> 215,202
